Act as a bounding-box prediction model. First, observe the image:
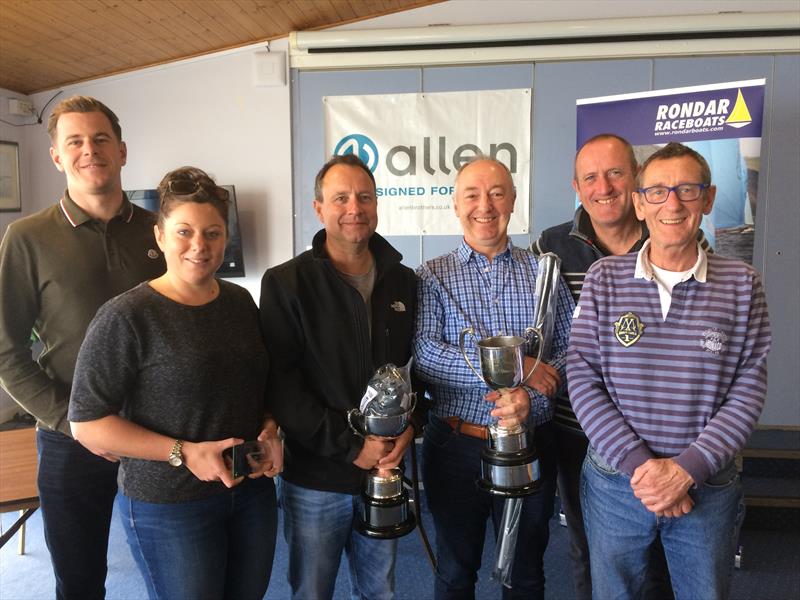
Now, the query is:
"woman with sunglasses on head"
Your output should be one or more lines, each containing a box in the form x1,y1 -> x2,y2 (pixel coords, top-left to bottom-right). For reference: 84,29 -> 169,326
68,166 -> 281,600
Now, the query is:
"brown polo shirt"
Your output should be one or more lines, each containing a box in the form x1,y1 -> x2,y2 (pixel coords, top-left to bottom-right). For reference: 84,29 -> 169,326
0,191 -> 165,434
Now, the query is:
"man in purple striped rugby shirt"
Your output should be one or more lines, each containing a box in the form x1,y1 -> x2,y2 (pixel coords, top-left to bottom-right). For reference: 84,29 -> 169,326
567,142 -> 771,600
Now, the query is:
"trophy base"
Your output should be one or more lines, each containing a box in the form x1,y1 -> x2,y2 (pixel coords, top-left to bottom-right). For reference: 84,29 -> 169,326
476,476 -> 542,497
355,513 -> 417,539
355,491 -> 417,539
478,446 -> 541,497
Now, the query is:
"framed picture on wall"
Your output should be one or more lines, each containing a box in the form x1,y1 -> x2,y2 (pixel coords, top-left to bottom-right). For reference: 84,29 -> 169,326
0,141 -> 21,212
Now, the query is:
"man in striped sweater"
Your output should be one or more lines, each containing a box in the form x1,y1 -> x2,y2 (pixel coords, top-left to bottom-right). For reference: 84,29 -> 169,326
567,142 -> 771,599
533,134 -> 682,600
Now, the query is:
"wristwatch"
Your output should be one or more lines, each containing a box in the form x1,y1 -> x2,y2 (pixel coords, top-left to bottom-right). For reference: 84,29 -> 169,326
168,439 -> 184,467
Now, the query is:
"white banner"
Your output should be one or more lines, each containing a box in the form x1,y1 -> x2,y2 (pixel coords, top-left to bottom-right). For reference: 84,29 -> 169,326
324,89 -> 531,236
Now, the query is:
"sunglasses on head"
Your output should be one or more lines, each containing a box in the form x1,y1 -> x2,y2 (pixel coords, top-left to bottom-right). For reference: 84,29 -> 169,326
166,179 -> 229,202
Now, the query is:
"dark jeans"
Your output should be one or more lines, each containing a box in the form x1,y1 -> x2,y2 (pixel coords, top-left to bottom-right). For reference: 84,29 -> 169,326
36,428 -> 119,600
422,415 -> 557,600
554,427 -> 592,600
554,427 -> 674,600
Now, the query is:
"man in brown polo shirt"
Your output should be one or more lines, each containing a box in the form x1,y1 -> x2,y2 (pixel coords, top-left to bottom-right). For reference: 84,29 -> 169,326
0,96 -> 164,599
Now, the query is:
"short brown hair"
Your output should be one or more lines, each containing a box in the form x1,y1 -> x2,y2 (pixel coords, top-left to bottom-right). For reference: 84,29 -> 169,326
156,166 -> 229,231
574,133 -> 637,180
314,154 -> 376,202
47,95 -> 122,142
638,142 -> 712,187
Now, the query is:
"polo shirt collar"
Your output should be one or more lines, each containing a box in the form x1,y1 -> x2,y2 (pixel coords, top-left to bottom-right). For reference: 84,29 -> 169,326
59,190 -> 134,228
635,239 -> 708,283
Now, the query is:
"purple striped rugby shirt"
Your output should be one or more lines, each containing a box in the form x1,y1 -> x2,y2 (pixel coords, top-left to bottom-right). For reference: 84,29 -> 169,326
567,250 -> 771,486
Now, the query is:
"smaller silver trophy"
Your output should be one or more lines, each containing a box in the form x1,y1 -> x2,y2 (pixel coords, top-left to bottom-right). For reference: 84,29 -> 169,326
458,328 -> 544,496
347,362 -> 417,539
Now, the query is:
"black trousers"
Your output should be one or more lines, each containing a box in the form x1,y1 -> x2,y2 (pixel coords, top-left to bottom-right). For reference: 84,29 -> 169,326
37,428 -> 118,600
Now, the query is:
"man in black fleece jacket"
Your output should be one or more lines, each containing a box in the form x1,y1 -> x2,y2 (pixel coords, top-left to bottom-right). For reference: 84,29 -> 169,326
260,154 -> 418,600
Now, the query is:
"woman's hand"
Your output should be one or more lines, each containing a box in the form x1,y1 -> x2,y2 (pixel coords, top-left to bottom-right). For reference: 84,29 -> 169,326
182,438 -> 244,488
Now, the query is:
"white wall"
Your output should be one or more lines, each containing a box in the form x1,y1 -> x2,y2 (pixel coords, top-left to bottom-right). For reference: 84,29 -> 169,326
0,88 -> 37,238
22,40 -> 293,300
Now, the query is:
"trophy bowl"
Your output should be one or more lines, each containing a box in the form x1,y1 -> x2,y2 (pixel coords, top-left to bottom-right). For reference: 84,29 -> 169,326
459,327 -> 543,392
347,394 -> 416,439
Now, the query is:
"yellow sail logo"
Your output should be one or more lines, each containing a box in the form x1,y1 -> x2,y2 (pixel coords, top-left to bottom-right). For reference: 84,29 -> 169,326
725,89 -> 752,129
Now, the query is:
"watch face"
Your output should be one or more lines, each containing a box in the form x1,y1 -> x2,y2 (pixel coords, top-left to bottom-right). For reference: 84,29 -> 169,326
168,440 -> 184,467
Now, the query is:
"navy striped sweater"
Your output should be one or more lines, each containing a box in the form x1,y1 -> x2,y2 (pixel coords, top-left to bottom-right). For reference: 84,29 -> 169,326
567,251 -> 770,486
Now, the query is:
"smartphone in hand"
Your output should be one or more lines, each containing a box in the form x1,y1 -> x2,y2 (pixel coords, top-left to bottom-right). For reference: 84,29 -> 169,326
223,440 -> 269,478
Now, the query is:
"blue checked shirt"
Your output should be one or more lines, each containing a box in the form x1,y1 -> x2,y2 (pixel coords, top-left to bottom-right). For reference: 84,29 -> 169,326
413,239 -> 574,426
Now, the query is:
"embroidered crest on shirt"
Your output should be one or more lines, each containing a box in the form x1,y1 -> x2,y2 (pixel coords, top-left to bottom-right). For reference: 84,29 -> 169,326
613,312 -> 645,347
700,328 -> 727,355
390,301 -> 406,312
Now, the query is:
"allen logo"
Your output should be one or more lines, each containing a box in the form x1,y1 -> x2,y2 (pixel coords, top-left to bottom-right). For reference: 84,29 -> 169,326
334,134 -> 380,172
614,312 -> 645,347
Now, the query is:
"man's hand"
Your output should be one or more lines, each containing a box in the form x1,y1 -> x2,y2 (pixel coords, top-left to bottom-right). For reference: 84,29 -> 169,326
485,387 -> 530,427
631,458 -> 694,514
377,426 -> 415,470
656,493 -> 694,518
522,357 -> 561,398
353,436 -> 395,470
251,416 -> 283,478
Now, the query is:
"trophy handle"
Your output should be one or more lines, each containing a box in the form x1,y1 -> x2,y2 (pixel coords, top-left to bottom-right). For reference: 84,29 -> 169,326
347,408 -> 366,437
407,393 -> 417,417
459,327 -> 485,384
521,327 -> 545,384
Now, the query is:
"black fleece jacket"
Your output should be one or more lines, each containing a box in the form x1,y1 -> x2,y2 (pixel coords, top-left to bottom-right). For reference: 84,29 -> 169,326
260,230 -> 417,494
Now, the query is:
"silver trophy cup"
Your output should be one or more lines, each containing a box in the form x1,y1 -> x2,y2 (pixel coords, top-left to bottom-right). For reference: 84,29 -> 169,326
348,396 -> 417,539
458,327 -> 544,496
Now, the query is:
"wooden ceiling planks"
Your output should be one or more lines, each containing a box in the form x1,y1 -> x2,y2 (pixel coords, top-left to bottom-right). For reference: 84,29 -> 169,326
0,0 -> 443,94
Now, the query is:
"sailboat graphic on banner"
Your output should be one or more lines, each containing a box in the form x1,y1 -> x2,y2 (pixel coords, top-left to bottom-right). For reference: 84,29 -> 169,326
725,89 -> 753,129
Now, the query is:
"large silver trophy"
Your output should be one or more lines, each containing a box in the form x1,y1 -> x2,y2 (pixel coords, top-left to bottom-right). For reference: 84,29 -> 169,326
458,328 -> 544,496
347,362 -> 417,539
459,253 -> 562,588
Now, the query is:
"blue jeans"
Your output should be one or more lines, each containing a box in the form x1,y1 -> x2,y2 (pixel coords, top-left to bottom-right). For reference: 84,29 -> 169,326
554,429 -> 674,600
422,415 -> 557,600
36,428 -> 119,600
118,476 -> 277,600
279,478 -> 397,600
581,448 -> 744,600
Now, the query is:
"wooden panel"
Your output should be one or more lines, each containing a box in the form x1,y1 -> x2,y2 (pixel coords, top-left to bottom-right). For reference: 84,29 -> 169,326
0,428 -> 38,504
0,0 -> 443,94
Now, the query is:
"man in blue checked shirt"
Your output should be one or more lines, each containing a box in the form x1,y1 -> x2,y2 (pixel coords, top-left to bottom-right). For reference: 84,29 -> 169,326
413,156 -> 573,599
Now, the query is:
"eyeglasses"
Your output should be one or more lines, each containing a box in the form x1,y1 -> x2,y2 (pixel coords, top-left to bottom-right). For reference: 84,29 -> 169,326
166,179 -> 229,202
637,183 -> 709,204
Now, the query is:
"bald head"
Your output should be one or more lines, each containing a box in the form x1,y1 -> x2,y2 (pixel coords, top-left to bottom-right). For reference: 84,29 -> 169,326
455,156 -> 515,197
